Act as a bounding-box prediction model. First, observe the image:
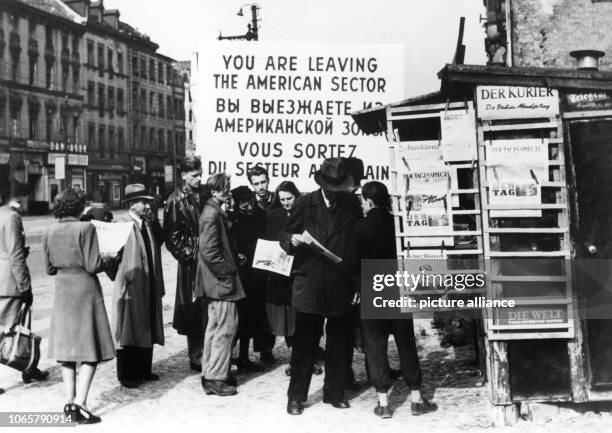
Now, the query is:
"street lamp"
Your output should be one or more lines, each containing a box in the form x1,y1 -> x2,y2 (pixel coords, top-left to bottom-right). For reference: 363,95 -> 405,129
218,3 -> 260,41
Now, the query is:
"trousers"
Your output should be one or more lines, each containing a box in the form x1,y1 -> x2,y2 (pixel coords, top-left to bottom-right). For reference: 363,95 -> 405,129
288,312 -> 351,402
361,318 -> 422,392
116,347 -> 153,381
203,300 -> 239,381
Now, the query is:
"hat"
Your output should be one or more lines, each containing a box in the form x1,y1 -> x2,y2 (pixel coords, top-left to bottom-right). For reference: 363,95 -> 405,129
314,158 -> 354,192
343,157 -> 365,184
231,185 -> 254,203
123,183 -> 154,203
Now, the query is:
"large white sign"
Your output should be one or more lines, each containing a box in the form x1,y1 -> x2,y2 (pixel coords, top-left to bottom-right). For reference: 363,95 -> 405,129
476,85 -> 559,120
193,42 -> 404,190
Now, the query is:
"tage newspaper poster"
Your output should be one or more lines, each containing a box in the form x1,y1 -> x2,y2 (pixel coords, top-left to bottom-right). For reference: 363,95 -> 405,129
485,139 -> 549,217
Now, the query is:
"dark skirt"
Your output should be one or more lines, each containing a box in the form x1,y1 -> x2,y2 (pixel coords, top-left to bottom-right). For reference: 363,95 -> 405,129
265,302 -> 295,337
48,272 -> 115,362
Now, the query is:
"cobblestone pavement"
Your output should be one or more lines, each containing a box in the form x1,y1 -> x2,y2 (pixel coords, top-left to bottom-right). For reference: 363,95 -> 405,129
1,220 -> 612,432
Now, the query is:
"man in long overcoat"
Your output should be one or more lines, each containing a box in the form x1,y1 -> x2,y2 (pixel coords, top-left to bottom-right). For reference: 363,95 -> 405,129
0,185 -> 48,389
113,184 -> 165,388
163,157 -> 209,371
280,158 -> 362,415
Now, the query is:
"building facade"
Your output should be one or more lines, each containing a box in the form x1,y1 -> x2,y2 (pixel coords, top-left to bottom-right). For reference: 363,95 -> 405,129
0,0 -> 86,214
483,0 -> 612,70
174,59 -> 194,157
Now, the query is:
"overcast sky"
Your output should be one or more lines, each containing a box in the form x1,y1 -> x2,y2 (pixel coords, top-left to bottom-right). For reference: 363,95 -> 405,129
104,0 -> 487,98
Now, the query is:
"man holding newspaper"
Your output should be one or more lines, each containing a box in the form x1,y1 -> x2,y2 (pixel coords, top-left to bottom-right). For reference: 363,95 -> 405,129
279,158 -> 362,415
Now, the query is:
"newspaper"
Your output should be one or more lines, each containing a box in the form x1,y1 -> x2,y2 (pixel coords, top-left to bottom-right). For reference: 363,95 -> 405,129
302,230 -> 343,264
252,239 -> 294,277
91,220 -> 133,255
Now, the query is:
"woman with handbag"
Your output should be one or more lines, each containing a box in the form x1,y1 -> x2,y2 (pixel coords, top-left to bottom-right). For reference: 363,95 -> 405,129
43,188 -> 117,424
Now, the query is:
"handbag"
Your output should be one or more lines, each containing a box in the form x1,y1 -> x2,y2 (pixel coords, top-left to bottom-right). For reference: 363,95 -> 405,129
0,304 -> 41,372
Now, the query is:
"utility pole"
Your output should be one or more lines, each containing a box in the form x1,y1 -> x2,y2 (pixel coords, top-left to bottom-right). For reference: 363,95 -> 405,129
218,4 -> 260,41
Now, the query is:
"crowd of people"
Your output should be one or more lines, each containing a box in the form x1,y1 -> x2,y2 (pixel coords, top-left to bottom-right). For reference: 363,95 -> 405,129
0,156 -> 437,424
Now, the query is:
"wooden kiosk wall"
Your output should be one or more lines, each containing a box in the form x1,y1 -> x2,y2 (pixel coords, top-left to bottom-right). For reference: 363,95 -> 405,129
382,90 -> 588,425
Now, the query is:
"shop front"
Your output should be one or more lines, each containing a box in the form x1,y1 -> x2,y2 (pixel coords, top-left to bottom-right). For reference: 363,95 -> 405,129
87,162 -> 129,209
351,62 -> 612,424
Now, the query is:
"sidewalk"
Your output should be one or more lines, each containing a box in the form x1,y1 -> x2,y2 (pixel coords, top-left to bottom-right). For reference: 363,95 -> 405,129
1,249 -> 612,432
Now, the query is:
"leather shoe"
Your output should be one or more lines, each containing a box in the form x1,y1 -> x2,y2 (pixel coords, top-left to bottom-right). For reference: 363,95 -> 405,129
323,397 -> 350,409
260,349 -> 276,363
286,400 -> 303,415
72,404 -> 101,424
22,368 -> 49,384
190,363 -> 202,372
203,379 -> 237,396
236,359 -> 264,372
142,373 -> 160,381
225,376 -> 237,387
374,404 -> 392,418
120,380 -> 139,389
345,380 -> 361,391
411,398 -> 438,416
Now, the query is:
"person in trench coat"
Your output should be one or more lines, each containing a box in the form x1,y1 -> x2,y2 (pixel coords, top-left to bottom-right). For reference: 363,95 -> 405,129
113,184 -> 165,388
163,156 -> 209,372
0,185 -> 49,391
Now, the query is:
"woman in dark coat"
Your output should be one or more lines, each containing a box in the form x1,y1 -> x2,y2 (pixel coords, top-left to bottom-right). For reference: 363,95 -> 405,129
231,186 -> 268,370
355,181 -> 437,419
43,189 -> 116,424
264,181 -> 300,341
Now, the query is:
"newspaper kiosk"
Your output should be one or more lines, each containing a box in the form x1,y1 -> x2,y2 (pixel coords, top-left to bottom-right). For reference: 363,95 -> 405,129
351,63 -> 612,424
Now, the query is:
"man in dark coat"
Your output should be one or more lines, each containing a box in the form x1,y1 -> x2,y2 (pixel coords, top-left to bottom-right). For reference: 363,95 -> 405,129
163,157 -> 209,372
280,158 -> 362,415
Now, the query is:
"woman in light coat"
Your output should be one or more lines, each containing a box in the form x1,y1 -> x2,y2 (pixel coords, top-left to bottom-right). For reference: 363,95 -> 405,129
44,188 -> 116,424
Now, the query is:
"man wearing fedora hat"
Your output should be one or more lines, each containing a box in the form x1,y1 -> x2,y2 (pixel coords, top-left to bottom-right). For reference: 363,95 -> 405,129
280,157 -> 362,415
112,184 -> 165,388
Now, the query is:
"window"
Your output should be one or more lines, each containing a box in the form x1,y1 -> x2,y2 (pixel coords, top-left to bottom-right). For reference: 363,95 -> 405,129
72,64 -> 79,94
72,115 -> 79,144
107,86 -> 114,118
87,40 -> 94,65
87,81 -> 95,106
109,126 -> 115,159
188,90 -> 192,102
140,57 -> 147,80
46,110 -> 53,140
98,83 -> 105,116
167,96 -> 172,119
158,129 -> 164,151
189,109 -> 192,122
167,131 -> 172,152
132,55 -> 138,77
158,94 -> 164,118
140,125 -> 146,149
97,43 -> 104,76
150,91 -> 155,116
0,103 -> 5,136
149,127 -> 155,150
45,61 -> 53,89
158,62 -> 164,84
10,103 -> 21,138
10,53 -> 19,82
118,127 -> 125,151
117,51 -> 124,74
189,130 -> 193,141
131,87 -> 138,112
61,63 -> 68,92
140,89 -> 147,114
59,108 -> 68,140
149,59 -> 155,82
107,48 -> 114,78
132,124 -> 138,149
28,109 -> 38,140
88,123 -> 96,149
99,125 -> 106,159
117,88 -> 124,113
29,59 -> 37,86
166,67 -> 171,85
